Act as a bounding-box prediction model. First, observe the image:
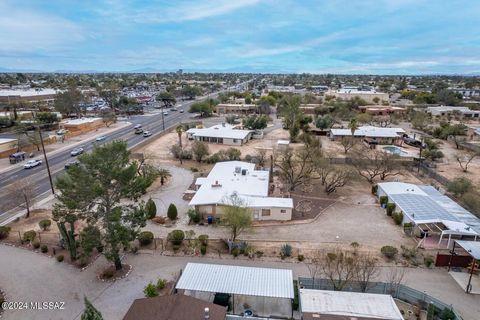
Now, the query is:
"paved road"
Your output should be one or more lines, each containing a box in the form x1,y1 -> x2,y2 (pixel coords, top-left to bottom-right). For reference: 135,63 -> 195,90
0,80 -> 253,223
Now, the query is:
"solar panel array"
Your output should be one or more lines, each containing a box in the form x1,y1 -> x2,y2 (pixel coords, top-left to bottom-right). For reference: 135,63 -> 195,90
389,193 -> 458,223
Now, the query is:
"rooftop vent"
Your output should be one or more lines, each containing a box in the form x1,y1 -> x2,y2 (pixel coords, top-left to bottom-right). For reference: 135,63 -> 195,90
235,166 -> 242,174
211,180 -> 222,188
241,169 -> 247,176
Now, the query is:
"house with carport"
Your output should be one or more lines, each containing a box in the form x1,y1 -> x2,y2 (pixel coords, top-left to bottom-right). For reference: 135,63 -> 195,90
186,123 -> 253,146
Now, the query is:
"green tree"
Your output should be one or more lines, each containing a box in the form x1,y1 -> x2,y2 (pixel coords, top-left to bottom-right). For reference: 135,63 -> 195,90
36,112 -> 59,124
226,147 -> 241,160
167,203 -> 178,220
54,83 -> 84,117
181,85 -> 202,100
447,124 -> 467,149
143,283 -> 158,298
222,193 -> 252,242
256,95 -> 276,114
189,101 -> 214,117
191,141 -> 210,162
175,125 -> 183,147
52,205 -> 80,261
315,115 -> 335,130
81,297 -> 103,320
145,198 -> 157,219
156,91 -> 176,108
348,118 -> 359,136
80,225 -> 102,258
55,141 -> 157,270
447,177 -> 472,197
243,114 -> 268,130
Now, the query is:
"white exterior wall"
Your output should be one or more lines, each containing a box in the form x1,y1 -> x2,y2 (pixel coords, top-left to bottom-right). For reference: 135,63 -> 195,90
196,205 -> 292,221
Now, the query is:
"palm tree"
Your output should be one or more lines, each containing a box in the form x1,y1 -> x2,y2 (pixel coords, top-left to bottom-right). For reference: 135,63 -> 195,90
175,125 -> 183,147
158,168 -> 172,186
348,118 -> 358,137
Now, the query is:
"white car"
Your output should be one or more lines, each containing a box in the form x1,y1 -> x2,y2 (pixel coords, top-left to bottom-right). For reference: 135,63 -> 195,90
163,111 -> 169,116
179,109 -> 184,113
24,159 -> 42,169
70,147 -> 84,156
95,135 -> 107,142
143,130 -> 152,137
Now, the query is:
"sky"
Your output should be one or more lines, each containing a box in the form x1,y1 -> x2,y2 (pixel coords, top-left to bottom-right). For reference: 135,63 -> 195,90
1,0 -> 480,74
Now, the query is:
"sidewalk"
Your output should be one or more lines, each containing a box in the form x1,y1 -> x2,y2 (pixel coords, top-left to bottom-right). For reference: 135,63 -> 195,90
0,121 -> 130,175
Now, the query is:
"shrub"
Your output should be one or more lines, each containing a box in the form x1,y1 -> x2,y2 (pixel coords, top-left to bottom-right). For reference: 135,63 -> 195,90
401,245 -> 417,260
78,258 -> 88,268
156,278 -> 167,290
386,203 -> 396,216
379,196 -> 388,206
281,243 -> 292,258
172,244 -> 181,252
198,234 -> 209,246
424,256 -> 434,268
297,254 -> 305,262
188,209 -> 201,223
167,203 -> 178,220
439,308 -> 456,320
145,198 -> 157,219
138,231 -> 154,246
23,230 -> 36,242
190,167 -> 199,172
244,154 -> 253,162
255,250 -> 264,258
381,245 -> 398,259
231,247 -> 239,257
168,229 -> 185,246
40,244 -> 48,253
38,219 -> 52,231
0,226 -> 11,239
144,283 -> 158,297
56,255 -> 64,262
152,216 -> 166,224
392,212 -> 403,225
371,185 -> 378,195
102,268 -> 114,279
96,245 -> 104,253
32,240 -> 41,249
200,245 -> 207,255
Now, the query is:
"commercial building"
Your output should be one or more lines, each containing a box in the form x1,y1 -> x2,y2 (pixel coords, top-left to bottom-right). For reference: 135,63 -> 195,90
329,87 -> 389,104
186,123 -> 253,146
189,161 -> 293,221
329,126 -> 405,145
300,289 -> 403,320
59,117 -> 104,134
426,106 -> 480,119
176,263 -> 294,318
215,103 -> 258,115
0,138 -> 17,158
0,88 -> 57,107
377,182 -> 480,248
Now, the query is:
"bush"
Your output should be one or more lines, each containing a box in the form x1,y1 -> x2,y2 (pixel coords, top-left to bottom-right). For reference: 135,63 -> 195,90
168,229 -> 185,246
102,268 -> 114,279
41,244 -> 48,253
379,196 -> 388,206
188,209 -> 201,223
200,245 -> 207,255
371,185 -> 378,195
255,250 -> 264,258
281,243 -> 292,258
172,244 -> 181,252
424,256 -> 434,268
190,167 -> 199,172
381,245 -> 398,259
231,247 -> 239,257
144,283 -> 158,297
156,278 -> 167,290
167,203 -> 178,220
392,212 -> 403,225
0,226 -> 11,239
145,198 -> 157,219
23,230 -> 36,242
138,231 -> 154,246
198,234 -> 209,246
32,240 -> 41,249
297,254 -> 305,262
56,255 -> 64,262
152,216 -> 166,224
38,219 -> 52,231
386,203 -> 396,216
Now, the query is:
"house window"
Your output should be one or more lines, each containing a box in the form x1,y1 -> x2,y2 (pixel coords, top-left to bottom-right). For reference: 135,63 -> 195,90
280,209 -> 286,213
233,139 -> 238,143
261,209 -> 271,216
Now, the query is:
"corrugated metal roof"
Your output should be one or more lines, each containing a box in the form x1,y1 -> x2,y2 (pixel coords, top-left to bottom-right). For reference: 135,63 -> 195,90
176,263 -> 294,299
389,193 -> 458,223
455,240 -> 480,260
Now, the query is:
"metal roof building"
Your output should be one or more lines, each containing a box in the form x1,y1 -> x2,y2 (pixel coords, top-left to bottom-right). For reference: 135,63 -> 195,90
455,240 -> 480,260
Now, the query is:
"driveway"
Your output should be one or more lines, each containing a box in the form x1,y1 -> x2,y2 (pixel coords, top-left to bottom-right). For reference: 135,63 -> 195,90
0,245 -> 479,320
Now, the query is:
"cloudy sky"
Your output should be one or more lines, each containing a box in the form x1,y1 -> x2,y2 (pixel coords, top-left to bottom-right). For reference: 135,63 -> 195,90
1,0 -> 480,74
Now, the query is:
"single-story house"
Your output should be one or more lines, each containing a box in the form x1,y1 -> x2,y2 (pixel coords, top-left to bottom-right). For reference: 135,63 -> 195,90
215,103 -> 258,115
123,294 -> 226,320
377,182 -> 480,248
358,105 -> 407,115
186,123 -> 253,146
176,263 -> 294,318
59,117 -> 104,134
189,161 -> 293,221
300,289 -> 403,320
329,126 -> 405,145
328,88 -> 389,104
426,106 -> 480,119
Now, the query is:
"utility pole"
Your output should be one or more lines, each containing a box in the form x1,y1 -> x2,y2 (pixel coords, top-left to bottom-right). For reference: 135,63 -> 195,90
417,138 -> 424,174
38,126 -> 55,195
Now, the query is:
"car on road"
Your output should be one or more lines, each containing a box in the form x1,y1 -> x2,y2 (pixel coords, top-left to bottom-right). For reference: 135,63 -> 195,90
179,109 -> 184,113
56,129 -> 68,135
95,135 -> 107,142
143,130 -> 152,137
171,107 -> 177,111
65,160 -> 80,170
134,128 -> 144,134
134,124 -> 142,129
70,147 -> 84,156
163,111 -> 169,116
24,159 -> 42,169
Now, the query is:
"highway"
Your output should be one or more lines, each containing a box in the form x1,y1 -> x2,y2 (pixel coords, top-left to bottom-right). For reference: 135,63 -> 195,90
0,80 -> 252,223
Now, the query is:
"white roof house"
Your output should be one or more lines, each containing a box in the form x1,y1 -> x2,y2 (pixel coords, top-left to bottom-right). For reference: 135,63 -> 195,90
177,263 -> 294,299
0,88 -> 58,97
190,161 -> 293,211
300,289 -> 403,320
426,106 -> 480,117
186,123 -> 252,141
330,126 -> 405,139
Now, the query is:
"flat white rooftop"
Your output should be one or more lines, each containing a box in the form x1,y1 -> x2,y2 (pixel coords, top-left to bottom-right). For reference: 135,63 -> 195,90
187,123 -> 252,140
62,117 -> 102,125
300,289 -> 403,320
0,138 -> 17,144
176,263 -> 294,299
0,88 -> 57,97
330,126 -> 405,138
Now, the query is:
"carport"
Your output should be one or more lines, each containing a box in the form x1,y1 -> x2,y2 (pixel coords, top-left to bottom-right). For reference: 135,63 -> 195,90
448,240 -> 480,294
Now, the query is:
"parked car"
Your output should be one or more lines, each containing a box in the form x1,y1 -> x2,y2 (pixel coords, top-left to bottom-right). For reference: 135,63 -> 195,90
95,136 -> 106,142
143,130 -> 152,137
56,129 -> 68,135
65,160 -> 80,170
24,159 -> 42,169
70,147 -> 84,156
179,109 -> 184,113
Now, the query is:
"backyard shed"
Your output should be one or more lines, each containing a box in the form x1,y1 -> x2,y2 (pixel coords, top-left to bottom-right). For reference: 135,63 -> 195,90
176,263 -> 294,318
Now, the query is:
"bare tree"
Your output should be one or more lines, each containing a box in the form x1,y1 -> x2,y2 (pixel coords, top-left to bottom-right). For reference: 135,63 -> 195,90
455,150 -> 478,173
7,179 -> 37,218
305,250 -> 323,283
320,248 -> 358,290
350,146 -> 401,183
340,137 -> 357,154
255,148 -> 267,168
275,146 -> 319,191
387,267 -> 406,295
355,253 -> 380,292
323,168 -> 352,195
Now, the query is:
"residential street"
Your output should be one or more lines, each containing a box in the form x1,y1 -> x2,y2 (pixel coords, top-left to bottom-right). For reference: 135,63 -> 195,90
0,244 -> 478,320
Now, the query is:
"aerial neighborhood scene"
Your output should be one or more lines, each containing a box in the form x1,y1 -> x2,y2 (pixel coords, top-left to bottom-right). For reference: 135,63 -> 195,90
1,1 -> 480,320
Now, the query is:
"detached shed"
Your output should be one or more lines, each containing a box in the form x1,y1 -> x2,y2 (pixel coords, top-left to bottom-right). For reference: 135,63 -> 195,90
176,263 -> 294,318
